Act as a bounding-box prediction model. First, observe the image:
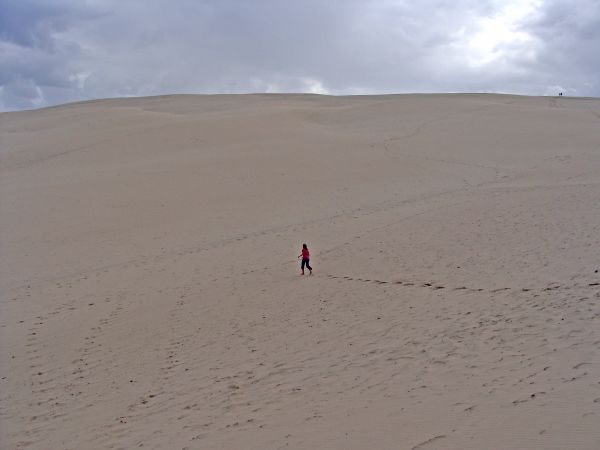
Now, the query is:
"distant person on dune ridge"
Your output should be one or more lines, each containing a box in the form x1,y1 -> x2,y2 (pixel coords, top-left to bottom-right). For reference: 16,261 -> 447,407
298,243 -> 312,275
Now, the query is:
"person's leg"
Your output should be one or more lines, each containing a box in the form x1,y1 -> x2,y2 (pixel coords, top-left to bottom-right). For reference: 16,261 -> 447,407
301,259 -> 305,274
307,259 -> 312,274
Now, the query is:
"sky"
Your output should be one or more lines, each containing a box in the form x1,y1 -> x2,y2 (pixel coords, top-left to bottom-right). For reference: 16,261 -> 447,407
1,0 -> 599,111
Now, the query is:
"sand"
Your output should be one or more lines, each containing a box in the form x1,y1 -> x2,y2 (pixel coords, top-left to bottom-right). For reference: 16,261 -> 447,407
1,93 -> 600,449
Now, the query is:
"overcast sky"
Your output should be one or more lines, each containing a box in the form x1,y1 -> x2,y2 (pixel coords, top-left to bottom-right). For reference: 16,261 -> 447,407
1,0 -> 599,111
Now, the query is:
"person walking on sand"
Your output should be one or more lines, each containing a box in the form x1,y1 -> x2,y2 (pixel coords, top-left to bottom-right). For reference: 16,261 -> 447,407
298,243 -> 312,275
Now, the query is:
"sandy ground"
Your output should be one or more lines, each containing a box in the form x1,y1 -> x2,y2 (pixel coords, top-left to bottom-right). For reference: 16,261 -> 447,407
1,93 -> 600,449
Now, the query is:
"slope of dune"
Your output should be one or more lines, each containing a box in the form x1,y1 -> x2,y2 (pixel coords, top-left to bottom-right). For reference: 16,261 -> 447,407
1,94 -> 600,449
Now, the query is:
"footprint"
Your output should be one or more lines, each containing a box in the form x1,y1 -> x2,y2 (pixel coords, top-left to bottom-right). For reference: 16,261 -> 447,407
543,285 -> 561,291
491,288 -> 510,293
573,362 -> 591,370
411,435 -> 446,449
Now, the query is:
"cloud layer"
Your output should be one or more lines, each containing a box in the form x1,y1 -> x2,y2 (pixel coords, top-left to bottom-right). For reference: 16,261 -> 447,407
1,0 -> 599,110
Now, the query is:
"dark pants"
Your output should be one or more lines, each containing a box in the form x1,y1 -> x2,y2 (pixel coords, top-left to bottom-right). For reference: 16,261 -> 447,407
301,258 -> 312,271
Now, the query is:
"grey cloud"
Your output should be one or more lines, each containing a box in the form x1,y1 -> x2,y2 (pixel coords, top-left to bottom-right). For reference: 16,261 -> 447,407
0,78 -> 42,109
522,0 -> 600,95
1,0 -> 599,111
0,0 -> 104,109
0,0 -> 102,50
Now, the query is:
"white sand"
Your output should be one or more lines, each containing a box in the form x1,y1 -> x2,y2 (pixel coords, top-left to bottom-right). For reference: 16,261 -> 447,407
1,93 -> 600,449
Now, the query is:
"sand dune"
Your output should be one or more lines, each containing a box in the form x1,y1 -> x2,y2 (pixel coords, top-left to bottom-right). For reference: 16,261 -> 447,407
1,93 -> 600,449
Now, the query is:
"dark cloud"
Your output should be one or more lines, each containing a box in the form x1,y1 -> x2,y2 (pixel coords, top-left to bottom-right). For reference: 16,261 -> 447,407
0,0 -> 105,109
522,0 -> 600,95
1,0 -> 599,111
0,0 -> 103,50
